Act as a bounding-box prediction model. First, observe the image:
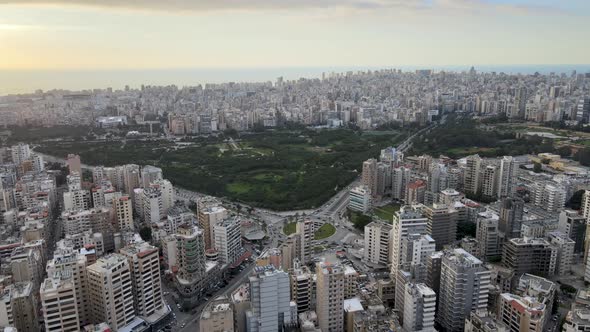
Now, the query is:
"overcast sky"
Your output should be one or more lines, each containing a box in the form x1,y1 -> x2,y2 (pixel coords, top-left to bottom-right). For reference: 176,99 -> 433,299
0,0 -> 588,69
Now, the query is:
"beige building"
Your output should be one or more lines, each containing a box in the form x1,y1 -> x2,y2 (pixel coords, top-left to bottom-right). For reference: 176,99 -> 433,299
86,254 -> 135,330
363,221 -> 392,266
114,195 -> 134,231
120,241 -> 164,317
40,271 -> 80,332
316,262 -> 344,332
296,219 -> 314,265
0,282 -> 39,332
199,297 -> 234,332
66,154 -> 82,176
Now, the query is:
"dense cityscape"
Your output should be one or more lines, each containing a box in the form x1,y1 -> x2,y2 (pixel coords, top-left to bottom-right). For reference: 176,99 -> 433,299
0,67 -> 589,332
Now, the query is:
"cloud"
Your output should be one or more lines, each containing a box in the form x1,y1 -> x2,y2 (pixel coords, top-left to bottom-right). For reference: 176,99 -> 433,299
0,0 -> 573,16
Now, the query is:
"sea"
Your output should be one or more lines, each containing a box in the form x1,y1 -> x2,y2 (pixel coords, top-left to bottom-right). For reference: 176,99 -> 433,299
1,64 -> 589,96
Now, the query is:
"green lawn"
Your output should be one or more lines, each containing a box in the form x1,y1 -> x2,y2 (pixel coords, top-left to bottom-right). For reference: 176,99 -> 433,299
372,203 -> 400,222
314,223 -> 336,240
36,128 -> 410,210
283,222 -> 297,235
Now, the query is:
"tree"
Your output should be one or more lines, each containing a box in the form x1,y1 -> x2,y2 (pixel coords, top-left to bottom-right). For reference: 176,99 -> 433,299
533,162 -> 542,173
556,146 -> 571,158
236,203 -> 242,215
566,190 -> 585,210
139,226 -> 152,242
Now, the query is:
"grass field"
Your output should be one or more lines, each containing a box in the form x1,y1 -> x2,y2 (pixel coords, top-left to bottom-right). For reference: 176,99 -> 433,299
36,128 -> 409,210
314,223 -> 336,240
283,222 -> 297,235
372,203 -> 400,222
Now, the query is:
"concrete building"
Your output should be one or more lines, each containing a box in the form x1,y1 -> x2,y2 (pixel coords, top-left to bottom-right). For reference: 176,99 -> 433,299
120,241 -> 164,318
66,154 -> 82,176
11,143 -> 31,165
464,311 -> 508,332
481,165 -> 498,200
498,156 -> 518,199
86,254 -> 135,331
44,245 -> 90,328
199,296 -> 235,332
424,204 -> 457,250
502,237 -> 557,279
558,209 -> 587,254
362,159 -> 378,197
142,187 -> 163,224
246,266 -> 294,332
198,204 -> 227,250
114,195 -> 134,231
349,185 -> 372,213
290,264 -> 313,314
464,155 -> 482,196
390,205 -> 429,284
296,219 -> 314,265
214,217 -> 243,266
547,232 -> 575,276
316,262 -> 345,332
437,249 -> 491,332
476,212 -> 502,261
40,271 -> 80,332
0,282 -> 38,332
363,221 -> 392,266
498,197 -> 524,239
564,310 -> 590,332
63,189 -> 91,211
402,283 -> 436,332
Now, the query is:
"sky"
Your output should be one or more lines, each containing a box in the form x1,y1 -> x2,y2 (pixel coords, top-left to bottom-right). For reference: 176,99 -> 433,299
0,0 -> 589,70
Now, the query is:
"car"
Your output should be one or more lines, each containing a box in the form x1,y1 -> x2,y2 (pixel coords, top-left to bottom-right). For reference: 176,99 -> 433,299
181,323 -> 186,328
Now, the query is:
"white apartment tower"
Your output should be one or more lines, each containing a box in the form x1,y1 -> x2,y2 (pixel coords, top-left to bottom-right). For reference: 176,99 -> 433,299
402,283 -> 436,332
246,266 -> 294,332
437,248 -> 491,332
498,156 -> 518,198
214,217 -> 243,265
390,205 -> 429,283
364,221 -> 392,266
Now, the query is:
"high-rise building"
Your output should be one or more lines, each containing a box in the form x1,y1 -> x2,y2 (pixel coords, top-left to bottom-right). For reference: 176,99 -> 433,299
401,283 -> 436,332
464,310 -> 508,332
547,232 -> 575,276
175,224 -> 208,308
290,264 -> 313,314
11,143 -> 31,165
316,262 -> 345,332
558,209 -> 587,254
363,221 -> 392,266
214,216 -> 243,266
66,154 -> 82,176
140,165 -> 163,188
498,156 -> 518,199
390,205 -> 429,283
63,189 -> 91,211
362,159 -> 378,197
424,204 -> 457,250
246,266 -> 294,332
498,197 -> 524,239
120,241 -> 164,317
349,185 -> 372,213
44,245 -> 90,327
40,271 -> 80,332
502,237 -> 557,279
476,212 -> 502,261
481,165 -> 498,200
114,195 -> 134,231
142,186 -> 163,224
198,204 -> 227,250
296,219 -> 314,265
123,164 -> 141,196
464,155 -> 482,197
86,254 -> 135,331
0,282 -> 39,332
437,249 -> 491,332
392,166 -> 411,201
